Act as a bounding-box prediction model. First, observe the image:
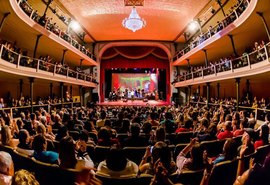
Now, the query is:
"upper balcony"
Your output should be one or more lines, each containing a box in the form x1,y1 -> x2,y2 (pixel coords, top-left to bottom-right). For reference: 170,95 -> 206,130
0,44 -> 97,87
173,0 -> 261,66
0,0 -> 97,66
173,42 -> 270,87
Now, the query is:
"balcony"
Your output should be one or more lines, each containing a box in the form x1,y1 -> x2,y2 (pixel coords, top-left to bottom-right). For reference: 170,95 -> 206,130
173,0 -> 257,65
173,42 -> 270,87
3,0 -> 97,66
0,44 -> 97,87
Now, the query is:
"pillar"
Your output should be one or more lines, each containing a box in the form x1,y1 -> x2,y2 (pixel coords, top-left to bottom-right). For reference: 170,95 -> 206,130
29,77 -> 34,113
228,34 -> 238,56
197,85 -> 200,96
60,82 -> 64,106
246,79 -> 250,101
203,49 -> 209,67
206,82 -> 210,108
235,78 -> 241,111
217,83 -> 220,99
188,85 -> 192,102
19,79 -> 23,98
61,49 -> 68,65
70,85 -> 73,99
33,34 -> 42,58
80,59 -> 84,70
0,13 -> 10,32
79,85 -> 83,106
50,83 -> 53,98
257,12 -> 270,42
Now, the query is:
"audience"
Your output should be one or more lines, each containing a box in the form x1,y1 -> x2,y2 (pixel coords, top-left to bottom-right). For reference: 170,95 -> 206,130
0,151 -> 13,185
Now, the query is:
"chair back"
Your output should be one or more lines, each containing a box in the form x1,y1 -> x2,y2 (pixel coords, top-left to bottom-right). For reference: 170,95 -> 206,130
255,144 -> 270,165
96,173 -> 153,185
174,132 -> 193,144
117,133 -> 129,144
208,159 -> 238,185
200,139 -> 226,157
69,131 -> 80,141
170,169 -> 204,185
12,150 -> 35,172
123,147 -> 147,165
174,143 -> 188,160
94,146 -> 111,163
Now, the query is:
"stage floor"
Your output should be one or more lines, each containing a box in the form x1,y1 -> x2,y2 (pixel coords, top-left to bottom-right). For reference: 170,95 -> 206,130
97,100 -> 170,106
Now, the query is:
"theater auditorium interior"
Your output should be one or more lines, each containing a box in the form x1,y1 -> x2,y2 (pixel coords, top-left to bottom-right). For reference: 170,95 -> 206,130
0,0 -> 270,184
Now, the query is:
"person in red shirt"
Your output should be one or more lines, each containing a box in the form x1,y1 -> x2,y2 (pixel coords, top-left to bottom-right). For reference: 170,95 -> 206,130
233,118 -> 248,137
217,121 -> 233,140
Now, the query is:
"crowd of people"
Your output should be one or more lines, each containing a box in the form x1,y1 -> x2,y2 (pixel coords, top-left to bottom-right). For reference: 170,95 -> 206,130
0,40 -> 98,84
0,95 -> 270,184
174,0 -> 250,59
19,0 -> 95,59
172,40 -> 268,83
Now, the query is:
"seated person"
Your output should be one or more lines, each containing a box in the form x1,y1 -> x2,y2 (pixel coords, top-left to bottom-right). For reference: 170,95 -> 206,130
97,127 -> 119,147
237,129 -> 255,157
122,123 -> 148,147
176,138 -> 204,173
139,141 -> 176,175
217,121 -> 233,140
12,169 -> 40,185
16,129 -> 34,156
254,124 -> 269,150
0,151 -> 13,185
59,136 -> 94,170
32,134 -> 59,164
1,125 -> 19,148
97,145 -> 138,178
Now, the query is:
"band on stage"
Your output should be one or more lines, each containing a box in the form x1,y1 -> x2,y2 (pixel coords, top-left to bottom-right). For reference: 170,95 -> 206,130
108,87 -> 159,101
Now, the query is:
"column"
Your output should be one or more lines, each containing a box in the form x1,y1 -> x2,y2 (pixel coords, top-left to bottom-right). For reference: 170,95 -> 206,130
33,34 -> 42,58
217,83 -> 220,99
79,85 -> 83,106
50,83 -> 53,98
188,85 -> 192,102
246,79 -> 250,101
60,82 -> 64,106
228,34 -> 238,56
61,49 -> 68,65
70,85 -> 73,99
0,13 -> 10,32
206,82 -> 210,108
235,78 -> 241,111
29,78 -> 34,113
185,87 -> 188,104
19,79 -> 23,98
42,0 -> 53,17
203,49 -> 209,67
80,59 -> 84,70
257,12 -> 270,42
197,85 -> 200,96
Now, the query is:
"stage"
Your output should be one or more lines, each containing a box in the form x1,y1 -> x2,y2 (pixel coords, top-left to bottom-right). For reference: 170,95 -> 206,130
97,100 -> 170,106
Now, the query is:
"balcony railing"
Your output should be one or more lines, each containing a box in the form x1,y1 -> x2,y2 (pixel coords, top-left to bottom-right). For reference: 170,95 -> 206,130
0,102 -> 81,119
173,0 -> 250,61
173,42 -> 270,83
0,44 -> 98,84
16,0 -> 96,61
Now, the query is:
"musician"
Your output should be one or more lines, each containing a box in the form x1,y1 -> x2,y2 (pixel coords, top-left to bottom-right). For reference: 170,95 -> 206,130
130,90 -> 135,101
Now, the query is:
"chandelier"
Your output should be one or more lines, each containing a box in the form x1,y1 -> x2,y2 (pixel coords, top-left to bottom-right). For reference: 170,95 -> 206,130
122,6 -> 146,32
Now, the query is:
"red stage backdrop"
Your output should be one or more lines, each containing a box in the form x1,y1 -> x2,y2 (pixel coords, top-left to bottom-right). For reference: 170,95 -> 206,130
100,46 -> 170,102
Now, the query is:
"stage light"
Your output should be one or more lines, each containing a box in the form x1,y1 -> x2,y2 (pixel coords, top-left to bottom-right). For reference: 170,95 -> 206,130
188,20 -> 202,33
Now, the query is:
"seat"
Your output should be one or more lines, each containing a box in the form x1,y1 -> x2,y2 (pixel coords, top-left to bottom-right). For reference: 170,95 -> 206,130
117,133 -> 129,144
200,139 -> 226,157
166,133 -> 176,144
89,132 -> 98,143
32,158 -> 81,185
69,131 -> 80,141
86,144 -> 95,161
174,132 -> 194,144
12,150 -> 35,172
242,152 -> 256,171
208,159 -> 239,185
174,143 -> 188,160
170,169 -> 204,185
255,144 -> 270,165
95,173 -> 153,185
123,147 -> 147,165
0,144 -> 14,154
94,146 -> 111,163
233,136 -> 243,148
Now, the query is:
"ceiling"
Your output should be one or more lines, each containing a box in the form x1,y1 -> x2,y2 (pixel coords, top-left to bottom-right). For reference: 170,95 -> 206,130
56,0 -> 211,42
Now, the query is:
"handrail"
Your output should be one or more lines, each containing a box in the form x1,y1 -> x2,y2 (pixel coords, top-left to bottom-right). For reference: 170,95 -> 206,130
0,44 -> 98,84
173,42 -> 270,83
174,0 -> 250,60
16,0 -> 96,60
0,102 -> 81,119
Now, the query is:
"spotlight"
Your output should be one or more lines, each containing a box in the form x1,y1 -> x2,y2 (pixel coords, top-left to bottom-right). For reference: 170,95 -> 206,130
69,20 -> 81,32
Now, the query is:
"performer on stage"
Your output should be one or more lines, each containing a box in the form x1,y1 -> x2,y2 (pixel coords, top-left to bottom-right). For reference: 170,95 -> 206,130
131,89 -> 135,101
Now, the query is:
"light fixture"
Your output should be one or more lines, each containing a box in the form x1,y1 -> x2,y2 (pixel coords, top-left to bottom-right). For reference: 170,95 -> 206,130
122,6 -> 146,32
69,20 -> 81,32
188,20 -> 202,33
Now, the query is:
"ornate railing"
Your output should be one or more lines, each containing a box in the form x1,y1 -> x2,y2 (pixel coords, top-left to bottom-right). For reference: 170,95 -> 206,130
16,0 -> 96,60
173,42 -> 270,83
174,0 -> 250,61
0,44 -> 98,84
